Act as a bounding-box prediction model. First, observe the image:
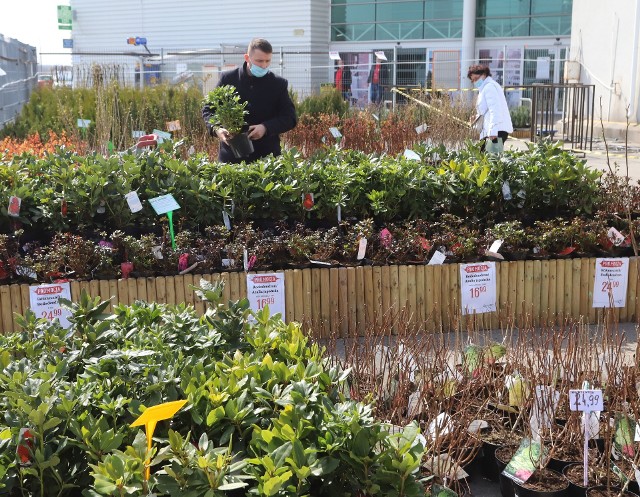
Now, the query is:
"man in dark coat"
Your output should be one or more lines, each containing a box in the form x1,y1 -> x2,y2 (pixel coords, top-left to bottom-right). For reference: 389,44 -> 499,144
202,38 -> 297,163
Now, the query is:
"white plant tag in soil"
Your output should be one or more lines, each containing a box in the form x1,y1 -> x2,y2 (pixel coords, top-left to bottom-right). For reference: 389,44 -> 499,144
357,238 -> 367,260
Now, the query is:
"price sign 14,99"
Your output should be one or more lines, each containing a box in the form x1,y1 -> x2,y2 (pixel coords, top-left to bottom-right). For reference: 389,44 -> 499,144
568,389 -> 603,412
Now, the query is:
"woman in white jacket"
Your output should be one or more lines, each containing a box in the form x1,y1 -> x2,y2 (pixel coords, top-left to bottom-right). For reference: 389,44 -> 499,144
468,64 -> 513,150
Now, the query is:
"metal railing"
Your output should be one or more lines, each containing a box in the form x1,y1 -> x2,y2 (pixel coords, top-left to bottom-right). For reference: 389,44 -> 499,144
0,38 -> 38,129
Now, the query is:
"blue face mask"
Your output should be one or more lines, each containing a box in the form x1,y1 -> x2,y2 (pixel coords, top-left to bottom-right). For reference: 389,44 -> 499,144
473,77 -> 485,89
249,63 -> 269,78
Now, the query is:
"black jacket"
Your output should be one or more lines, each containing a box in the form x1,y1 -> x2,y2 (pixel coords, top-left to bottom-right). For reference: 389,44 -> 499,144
202,62 -> 297,163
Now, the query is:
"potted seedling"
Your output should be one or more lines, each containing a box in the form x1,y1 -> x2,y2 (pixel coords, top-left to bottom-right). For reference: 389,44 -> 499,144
203,84 -> 253,158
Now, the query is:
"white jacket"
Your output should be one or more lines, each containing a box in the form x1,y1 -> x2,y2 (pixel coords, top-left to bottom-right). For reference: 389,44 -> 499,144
475,76 -> 513,138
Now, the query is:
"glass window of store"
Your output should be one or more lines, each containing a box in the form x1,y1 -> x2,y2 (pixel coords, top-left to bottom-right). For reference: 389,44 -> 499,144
331,0 -> 463,41
476,0 -> 572,38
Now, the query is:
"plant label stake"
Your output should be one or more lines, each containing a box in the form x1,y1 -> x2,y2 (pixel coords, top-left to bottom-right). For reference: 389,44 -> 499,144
131,399 -> 188,480
148,194 -> 181,250
357,237 -> 367,260
569,387 -> 603,487
124,191 -> 143,213
7,196 -> 21,217
222,210 -> 231,230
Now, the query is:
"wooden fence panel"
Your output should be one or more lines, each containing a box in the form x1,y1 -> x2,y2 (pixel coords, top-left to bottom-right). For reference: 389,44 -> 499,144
4,259 -> 640,335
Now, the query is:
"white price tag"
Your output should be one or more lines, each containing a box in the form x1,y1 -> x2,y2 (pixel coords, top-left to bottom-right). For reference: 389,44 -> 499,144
415,123 -> 428,134
568,389 -> 603,412
403,149 -> 420,161
488,239 -> 503,253
329,51 -> 340,60
428,250 -> 446,265
607,227 -> 626,246
124,191 -> 143,213
502,181 -> 512,200
29,282 -> 72,329
329,127 -> 342,139
592,258 -> 629,308
148,194 -> 180,215
222,211 -> 231,230
460,262 -> 497,315
357,238 -> 367,260
246,273 -> 286,317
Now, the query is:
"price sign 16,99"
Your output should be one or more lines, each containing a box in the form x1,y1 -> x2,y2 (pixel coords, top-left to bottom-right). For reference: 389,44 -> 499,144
568,389 -> 603,412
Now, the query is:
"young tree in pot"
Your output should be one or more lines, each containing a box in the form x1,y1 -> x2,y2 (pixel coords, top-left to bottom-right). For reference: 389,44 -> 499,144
203,85 -> 253,159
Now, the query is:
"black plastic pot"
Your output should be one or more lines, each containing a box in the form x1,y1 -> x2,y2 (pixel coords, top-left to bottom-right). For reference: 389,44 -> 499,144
480,439 -> 503,481
228,133 -> 254,158
562,463 -> 588,497
496,445 -> 516,497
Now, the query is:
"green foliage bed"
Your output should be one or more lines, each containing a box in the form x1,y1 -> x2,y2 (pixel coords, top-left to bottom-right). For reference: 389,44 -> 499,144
0,282 -> 427,496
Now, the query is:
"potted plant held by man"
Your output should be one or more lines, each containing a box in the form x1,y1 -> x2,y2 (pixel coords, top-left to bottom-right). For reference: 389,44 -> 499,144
204,84 -> 253,158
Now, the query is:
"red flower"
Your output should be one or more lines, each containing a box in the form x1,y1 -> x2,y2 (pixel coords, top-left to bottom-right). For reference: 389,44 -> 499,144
302,193 -> 314,210
17,429 -> 35,464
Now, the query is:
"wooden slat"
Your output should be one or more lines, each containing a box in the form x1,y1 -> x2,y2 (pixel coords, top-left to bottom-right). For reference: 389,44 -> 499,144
155,276 -> 167,306
524,260 -> 534,323
346,267 -> 356,335
20,284 -> 30,319
432,265 -> 442,331
320,268 -> 331,338
415,265 -> 426,326
563,259 -> 573,320
10,284 -> 22,329
406,265 -> 417,328
174,275 -> 186,305
571,259 -> 581,320
362,266 -> 373,329
540,260 -> 550,326
556,259 -> 566,324
89,280 -> 100,300
302,269 -> 313,330
355,266 -> 365,329
144,277 -> 157,305
329,268 -> 340,337
239,271 -> 247,300
389,265 -> 400,332
70,281 -> 81,302
372,266 -> 383,329
230,273 -> 242,302
516,261 -> 526,327
165,274 -> 177,306
117,279 -> 129,306
183,274 -> 196,308
136,277 -> 147,302
580,258 -> 590,319
80,280 -> 92,300
285,271 -> 295,323
425,265 -> 435,332
532,260 -> 542,327
108,279 -> 118,313
498,259 -> 509,328
398,265 -> 408,322
508,262 -> 518,325
99,280 -> 111,311
440,264 -> 452,331
548,259 -> 558,325
588,259 -> 596,323
310,269 -> 322,335
293,270 -> 304,325
337,268 -> 348,337
220,273 -> 230,304
448,264 -> 459,330
125,278 -> 136,303
1,286 -> 13,334
380,265 -> 391,327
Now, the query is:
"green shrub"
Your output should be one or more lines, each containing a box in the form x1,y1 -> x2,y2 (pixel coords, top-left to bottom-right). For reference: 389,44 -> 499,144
0,283 -> 428,496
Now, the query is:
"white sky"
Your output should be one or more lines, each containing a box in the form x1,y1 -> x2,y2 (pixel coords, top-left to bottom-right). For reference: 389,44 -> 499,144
0,0 -> 71,65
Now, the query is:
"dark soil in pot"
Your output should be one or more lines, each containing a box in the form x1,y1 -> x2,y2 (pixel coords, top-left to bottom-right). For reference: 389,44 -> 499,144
513,467 -> 569,497
587,486 -> 639,497
563,462 -> 621,497
480,430 -> 522,481
548,443 -> 583,473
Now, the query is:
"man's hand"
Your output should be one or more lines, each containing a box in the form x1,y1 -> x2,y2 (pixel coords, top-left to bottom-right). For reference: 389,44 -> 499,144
247,124 -> 267,140
215,128 -> 231,144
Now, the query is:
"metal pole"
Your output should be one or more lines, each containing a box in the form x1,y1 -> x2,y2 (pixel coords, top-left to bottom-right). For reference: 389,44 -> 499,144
392,45 -> 397,110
